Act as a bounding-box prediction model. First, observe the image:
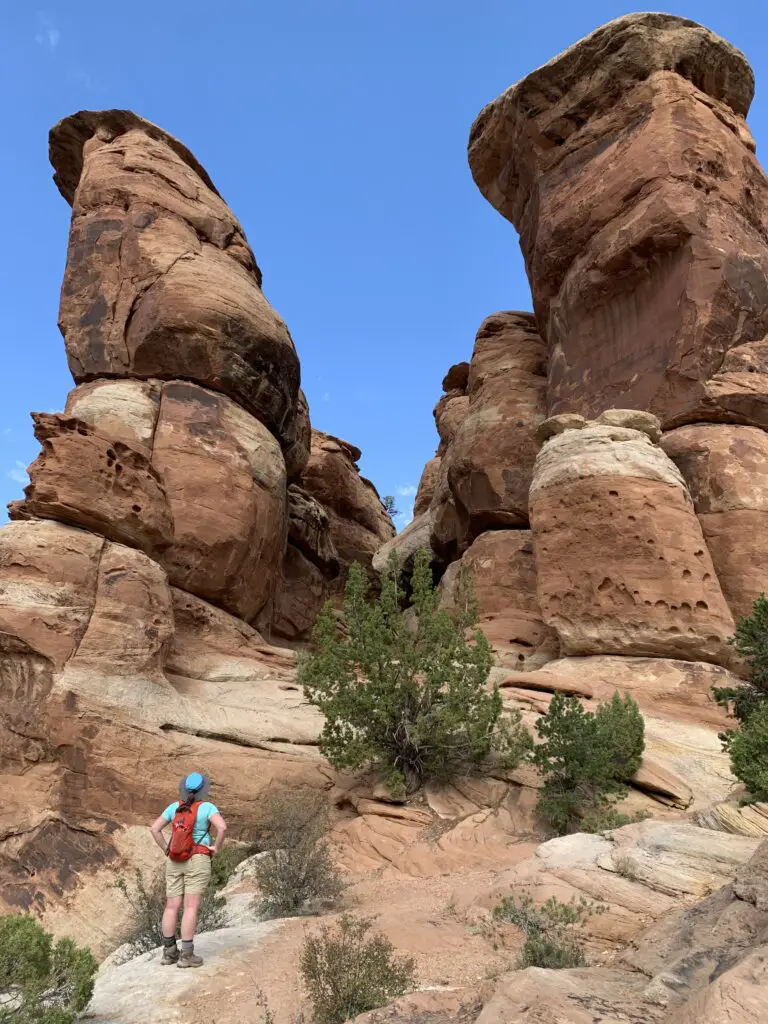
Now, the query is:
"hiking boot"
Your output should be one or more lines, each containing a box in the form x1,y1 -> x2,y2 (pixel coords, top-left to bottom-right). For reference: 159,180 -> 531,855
160,946 -> 179,966
177,951 -> 204,968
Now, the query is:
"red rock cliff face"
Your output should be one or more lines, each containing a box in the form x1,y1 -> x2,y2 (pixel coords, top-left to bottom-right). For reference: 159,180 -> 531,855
0,110 -> 389,910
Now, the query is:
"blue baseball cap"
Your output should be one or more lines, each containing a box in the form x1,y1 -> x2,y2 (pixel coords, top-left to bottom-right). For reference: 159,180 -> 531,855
185,772 -> 204,792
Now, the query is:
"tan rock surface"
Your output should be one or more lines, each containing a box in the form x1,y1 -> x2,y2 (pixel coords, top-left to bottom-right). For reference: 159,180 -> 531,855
448,312 -> 546,534
51,110 -> 300,444
469,13 -> 768,429
662,423 -> 768,619
11,411 -> 172,555
434,393 -> 469,457
530,420 -> 735,661
439,529 -> 556,669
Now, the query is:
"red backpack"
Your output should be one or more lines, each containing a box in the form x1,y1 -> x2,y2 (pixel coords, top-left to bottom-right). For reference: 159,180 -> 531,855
167,801 -> 209,862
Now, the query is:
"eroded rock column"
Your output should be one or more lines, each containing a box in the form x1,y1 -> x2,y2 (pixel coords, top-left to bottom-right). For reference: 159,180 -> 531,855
469,13 -> 768,428
529,411 -> 734,662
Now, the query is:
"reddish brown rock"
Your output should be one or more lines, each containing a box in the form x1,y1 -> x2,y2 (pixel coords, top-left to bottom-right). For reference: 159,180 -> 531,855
271,545 -> 329,641
530,414 -> 735,662
662,424 -> 768,620
414,456 -> 441,517
300,430 -> 394,584
283,388 -> 311,480
439,529 -> 556,668
151,381 -> 286,622
469,14 -> 768,428
50,110 -> 300,444
10,412 -> 172,555
0,520 -> 102,669
429,452 -> 466,563
448,312 -> 547,535
434,392 -> 469,457
441,361 -> 470,392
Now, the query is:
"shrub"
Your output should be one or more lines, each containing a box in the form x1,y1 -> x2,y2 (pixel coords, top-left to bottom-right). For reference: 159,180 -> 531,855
722,702 -> 768,802
253,790 -> 346,919
113,842 -> 252,956
299,914 -> 416,1024
491,894 -> 603,970
532,691 -> 645,835
579,808 -> 649,834
0,914 -> 97,1024
299,549 -> 532,794
711,595 -> 768,801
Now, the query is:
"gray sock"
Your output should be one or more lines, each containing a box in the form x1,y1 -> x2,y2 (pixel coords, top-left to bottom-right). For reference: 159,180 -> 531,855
181,939 -> 194,955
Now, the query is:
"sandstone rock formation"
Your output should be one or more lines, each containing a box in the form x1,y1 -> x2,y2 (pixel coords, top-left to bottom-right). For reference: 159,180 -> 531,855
448,312 -> 546,537
662,424 -> 768,620
529,411 -> 735,662
468,13 -> 768,430
300,429 -> 394,589
0,110 -> 390,910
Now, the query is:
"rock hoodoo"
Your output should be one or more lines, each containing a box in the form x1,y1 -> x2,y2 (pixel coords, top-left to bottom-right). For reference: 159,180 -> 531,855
0,110 -> 392,909
468,12 -> 768,430
391,12 -> 768,691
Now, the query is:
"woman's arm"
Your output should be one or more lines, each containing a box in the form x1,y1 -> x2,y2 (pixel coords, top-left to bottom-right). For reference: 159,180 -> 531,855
209,812 -> 228,855
150,814 -> 170,854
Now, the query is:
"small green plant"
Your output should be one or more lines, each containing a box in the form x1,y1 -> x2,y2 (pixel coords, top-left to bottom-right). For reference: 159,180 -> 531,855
532,691 -> 645,835
491,894 -> 604,969
580,808 -> 650,834
299,914 -> 416,1024
0,914 -> 97,1024
253,790 -> 346,919
113,842 -> 251,956
613,854 -> 639,881
300,550 -> 531,795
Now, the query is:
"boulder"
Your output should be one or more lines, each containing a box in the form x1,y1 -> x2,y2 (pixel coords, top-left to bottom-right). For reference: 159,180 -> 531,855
10,412 -> 173,555
50,110 -> 300,444
373,509 -> 436,575
438,529 -> 556,669
300,430 -> 394,585
469,13 -> 768,428
662,424 -> 768,619
150,381 -> 286,622
270,544 -> 329,641
448,312 -> 547,534
529,417 -> 735,662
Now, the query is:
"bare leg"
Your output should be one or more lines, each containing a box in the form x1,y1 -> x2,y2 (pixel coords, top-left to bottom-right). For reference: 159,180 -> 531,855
162,896 -> 183,938
180,892 -> 203,942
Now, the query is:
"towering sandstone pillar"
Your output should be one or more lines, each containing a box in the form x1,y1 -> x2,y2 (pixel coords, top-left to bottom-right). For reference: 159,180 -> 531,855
458,13 -> 768,639
0,110 -> 392,909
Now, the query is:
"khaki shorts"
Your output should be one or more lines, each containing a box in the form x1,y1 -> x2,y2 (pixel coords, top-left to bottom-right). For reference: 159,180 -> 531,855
166,853 -> 212,897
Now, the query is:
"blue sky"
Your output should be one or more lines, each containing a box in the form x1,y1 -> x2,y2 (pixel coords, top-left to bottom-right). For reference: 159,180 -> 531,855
2,2 -> 768,529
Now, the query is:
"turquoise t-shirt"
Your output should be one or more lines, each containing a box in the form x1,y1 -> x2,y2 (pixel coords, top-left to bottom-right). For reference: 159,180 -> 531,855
162,801 -> 219,848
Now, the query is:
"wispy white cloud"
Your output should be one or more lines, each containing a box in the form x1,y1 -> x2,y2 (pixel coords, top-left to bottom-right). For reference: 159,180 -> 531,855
2,428 -> 11,436
35,12 -> 60,50
394,505 -> 414,531
7,461 -> 28,485
396,484 -> 417,497
322,391 -> 331,403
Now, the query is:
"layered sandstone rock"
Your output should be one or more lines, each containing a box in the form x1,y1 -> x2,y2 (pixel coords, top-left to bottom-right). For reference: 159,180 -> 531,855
448,312 -> 546,537
300,430 -> 394,587
50,110 -> 300,445
662,424 -> 768,620
529,411 -> 735,661
439,530 -> 555,669
0,109 -> 384,911
469,13 -> 768,428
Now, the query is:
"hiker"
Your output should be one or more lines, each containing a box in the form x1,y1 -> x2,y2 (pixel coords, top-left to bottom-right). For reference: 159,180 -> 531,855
149,771 -> 228,968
